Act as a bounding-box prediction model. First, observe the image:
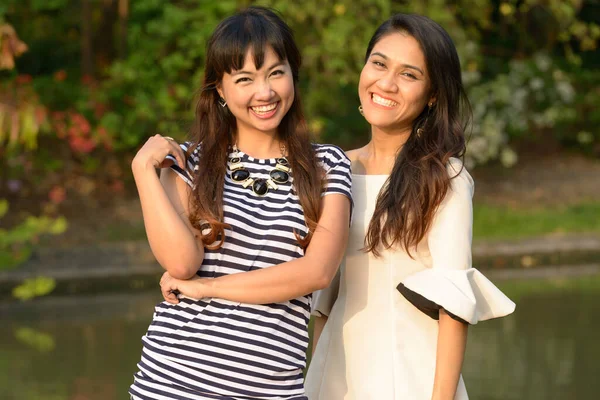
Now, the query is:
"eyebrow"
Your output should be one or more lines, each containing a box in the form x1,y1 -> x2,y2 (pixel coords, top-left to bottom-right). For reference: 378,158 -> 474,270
231,61 -> 285,76
370,52 -> 424,75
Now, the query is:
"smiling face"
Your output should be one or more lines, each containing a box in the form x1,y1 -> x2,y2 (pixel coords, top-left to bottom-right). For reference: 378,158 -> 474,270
359,32 -> 434,133
217,46 -> 294,138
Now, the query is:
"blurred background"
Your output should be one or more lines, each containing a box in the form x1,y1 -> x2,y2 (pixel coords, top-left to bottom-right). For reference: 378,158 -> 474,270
0,1 -> 599,399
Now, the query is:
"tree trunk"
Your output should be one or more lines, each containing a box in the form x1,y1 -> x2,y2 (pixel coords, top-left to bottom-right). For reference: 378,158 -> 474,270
118,0 -> 129,59
80,0 -> 94,77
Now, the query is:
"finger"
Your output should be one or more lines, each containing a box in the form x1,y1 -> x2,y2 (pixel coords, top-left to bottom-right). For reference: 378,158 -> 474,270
160,136 -> 185,167
160,272 -> 169,286
167,141 -> 186,169
164,293 -> 178,304
167,292 -> 179,304
161,285 -> 179,304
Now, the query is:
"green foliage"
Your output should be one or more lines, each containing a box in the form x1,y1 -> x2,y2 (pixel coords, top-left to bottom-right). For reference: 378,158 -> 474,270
0,199 -> 67,269
101,0 -> 239,147
2,0 -> 600,164
12,277 -> 57,300
0,80 -> 48,150
14,327 -> 55,352
467,54 -> 577,166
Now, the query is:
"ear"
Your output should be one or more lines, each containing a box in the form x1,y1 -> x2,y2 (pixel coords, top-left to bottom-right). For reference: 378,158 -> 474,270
216,83 -> 224,100
428,94 -> 437,108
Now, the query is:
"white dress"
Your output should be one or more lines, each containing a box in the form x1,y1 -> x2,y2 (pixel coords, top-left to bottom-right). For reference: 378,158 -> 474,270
305,159 -> 516,400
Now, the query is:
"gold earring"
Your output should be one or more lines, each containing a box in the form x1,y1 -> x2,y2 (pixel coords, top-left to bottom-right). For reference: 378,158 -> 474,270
428,101 -> 434,108
358,105 -> 364,116
416,128 -> 424,137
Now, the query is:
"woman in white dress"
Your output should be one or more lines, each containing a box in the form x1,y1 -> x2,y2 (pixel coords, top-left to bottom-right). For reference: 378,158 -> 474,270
305,14 -> 516,400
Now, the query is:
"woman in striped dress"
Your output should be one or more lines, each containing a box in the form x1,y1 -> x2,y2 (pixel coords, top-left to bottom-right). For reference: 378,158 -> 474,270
129,7 -> 352,400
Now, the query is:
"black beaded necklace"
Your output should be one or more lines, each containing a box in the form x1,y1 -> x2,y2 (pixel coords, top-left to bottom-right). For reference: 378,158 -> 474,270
228,144 -> 290,196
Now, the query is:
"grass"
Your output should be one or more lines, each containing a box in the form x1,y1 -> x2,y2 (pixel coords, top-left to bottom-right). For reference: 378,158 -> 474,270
75,201 -> 600,244
473,201 -> 600,240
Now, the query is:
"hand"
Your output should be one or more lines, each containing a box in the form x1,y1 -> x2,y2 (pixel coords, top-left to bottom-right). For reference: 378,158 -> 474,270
132,134 -> 186,172
159,271 -> 209,304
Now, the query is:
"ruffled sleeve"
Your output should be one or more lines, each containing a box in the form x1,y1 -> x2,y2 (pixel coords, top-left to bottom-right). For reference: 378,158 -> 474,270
165,141 -> 199,188
396,159 -> 516,325
312,267 -> 341,317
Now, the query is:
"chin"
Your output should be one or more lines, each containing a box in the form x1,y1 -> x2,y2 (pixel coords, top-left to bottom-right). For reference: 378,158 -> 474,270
254,120 -> 282,134
364,114 -> 397,130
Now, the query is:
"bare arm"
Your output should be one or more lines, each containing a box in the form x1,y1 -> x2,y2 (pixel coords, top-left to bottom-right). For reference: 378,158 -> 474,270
132,135 -> 204,279
160,193 -> 350,303
312,316 -> 328,355
431,309 -> 468,400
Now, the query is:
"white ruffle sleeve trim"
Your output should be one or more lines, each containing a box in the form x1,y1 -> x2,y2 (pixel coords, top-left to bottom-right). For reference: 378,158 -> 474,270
397,268 -> 516,325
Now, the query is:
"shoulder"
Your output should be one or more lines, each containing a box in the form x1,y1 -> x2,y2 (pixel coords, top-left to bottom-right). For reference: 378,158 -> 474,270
312,143 -> 351,170
446,157 -> 474,197
313,143 -> 349,162
344,148 -> 361,163
180,140 -> 199,157
167,140 -> 200,187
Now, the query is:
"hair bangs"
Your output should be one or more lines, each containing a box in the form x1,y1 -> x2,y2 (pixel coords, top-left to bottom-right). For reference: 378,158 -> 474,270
212,12 -> 289,77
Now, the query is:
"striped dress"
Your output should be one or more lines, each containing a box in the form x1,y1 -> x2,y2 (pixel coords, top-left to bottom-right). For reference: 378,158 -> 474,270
129,143 -> 353,400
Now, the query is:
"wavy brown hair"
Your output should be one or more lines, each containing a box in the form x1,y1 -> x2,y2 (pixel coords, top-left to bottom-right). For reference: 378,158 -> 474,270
186,7 -> 321,249
363,14 -> 472,257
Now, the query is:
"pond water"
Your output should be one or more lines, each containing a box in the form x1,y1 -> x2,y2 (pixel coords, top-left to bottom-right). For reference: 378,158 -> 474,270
0,285 -> 598,400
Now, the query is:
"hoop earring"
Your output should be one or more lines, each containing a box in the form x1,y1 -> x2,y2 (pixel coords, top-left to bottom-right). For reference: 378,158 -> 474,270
358,105 -> 364,116
218,97 -> 227,108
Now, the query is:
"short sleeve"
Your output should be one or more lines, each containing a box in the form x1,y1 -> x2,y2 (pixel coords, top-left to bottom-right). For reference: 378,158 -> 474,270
311,267 -> 341,317
165,141 -> 199,188
397,158 -> 516,325
315,144 -> 353,202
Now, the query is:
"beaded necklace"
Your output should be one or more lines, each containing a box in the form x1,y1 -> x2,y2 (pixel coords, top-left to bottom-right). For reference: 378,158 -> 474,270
228,144 -> 290,196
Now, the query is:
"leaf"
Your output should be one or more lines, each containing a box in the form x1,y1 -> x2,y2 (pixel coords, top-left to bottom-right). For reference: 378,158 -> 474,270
49,217 -> 68,235
0,199 -> 8,218
12,276 -> 57,300
14,327 -> 56,352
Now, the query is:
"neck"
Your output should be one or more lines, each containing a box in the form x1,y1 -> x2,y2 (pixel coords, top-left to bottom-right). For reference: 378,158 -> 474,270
235,127 -> 282,159
368,125 -> 411,159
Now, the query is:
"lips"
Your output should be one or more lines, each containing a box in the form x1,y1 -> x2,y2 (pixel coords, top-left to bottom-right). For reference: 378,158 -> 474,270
371,93 -> 398,108
250,102 -> 279,119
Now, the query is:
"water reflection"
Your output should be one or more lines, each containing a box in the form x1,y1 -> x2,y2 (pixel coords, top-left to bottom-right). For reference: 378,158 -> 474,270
0,288 -> 597,400
462,290 -> 600,400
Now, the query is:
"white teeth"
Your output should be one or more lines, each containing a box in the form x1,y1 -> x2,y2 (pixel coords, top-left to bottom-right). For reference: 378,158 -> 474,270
372,93 -> 398,107
251,103 -> 278,113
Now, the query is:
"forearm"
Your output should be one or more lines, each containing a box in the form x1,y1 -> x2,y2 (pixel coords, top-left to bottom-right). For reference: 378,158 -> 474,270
431,309 -> 468,400
312,316 -> 328,355
205,255 -> 334,304
133,162 -> 202,279
178,194 -> 350,304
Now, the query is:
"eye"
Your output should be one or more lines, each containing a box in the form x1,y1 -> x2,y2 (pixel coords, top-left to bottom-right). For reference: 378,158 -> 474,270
235,77 -> 251,84
372,61 -> 385,68
402,72 -> 417,80
271,69 -> 285,76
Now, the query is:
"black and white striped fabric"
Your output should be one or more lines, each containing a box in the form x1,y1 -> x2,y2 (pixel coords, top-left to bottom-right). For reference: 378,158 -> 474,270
129,143 -> 352,400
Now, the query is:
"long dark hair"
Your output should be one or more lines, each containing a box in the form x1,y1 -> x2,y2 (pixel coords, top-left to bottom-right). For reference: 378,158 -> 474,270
364,14 -> 472,257
187,7 -> 321,249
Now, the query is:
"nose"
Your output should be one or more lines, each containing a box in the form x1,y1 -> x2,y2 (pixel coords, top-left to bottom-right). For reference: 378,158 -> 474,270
376,72 -> 398,93
254,80 -> 275,101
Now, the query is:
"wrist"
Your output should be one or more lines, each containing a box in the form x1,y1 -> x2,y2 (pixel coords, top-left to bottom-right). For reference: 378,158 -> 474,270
431,386 -> 454,400
204,277 -> 220,298
132,158 -> 157,176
